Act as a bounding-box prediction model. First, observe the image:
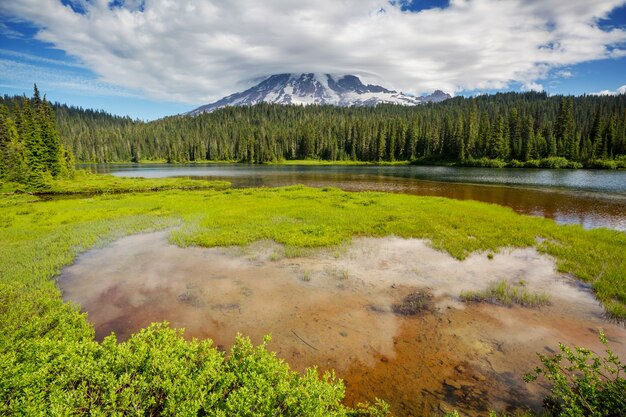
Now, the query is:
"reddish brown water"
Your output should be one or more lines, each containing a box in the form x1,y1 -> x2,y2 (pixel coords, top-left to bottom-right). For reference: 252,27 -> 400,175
58,232 -> 626,416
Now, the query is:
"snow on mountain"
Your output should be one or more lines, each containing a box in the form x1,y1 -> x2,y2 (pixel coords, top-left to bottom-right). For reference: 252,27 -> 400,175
187,73 -> 450,115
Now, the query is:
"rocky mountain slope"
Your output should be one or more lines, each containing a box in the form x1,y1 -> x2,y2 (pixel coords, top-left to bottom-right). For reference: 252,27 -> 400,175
188,73 -> 450,115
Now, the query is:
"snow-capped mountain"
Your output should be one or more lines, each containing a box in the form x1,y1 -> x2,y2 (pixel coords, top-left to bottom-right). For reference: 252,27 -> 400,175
187,73 -> 450,115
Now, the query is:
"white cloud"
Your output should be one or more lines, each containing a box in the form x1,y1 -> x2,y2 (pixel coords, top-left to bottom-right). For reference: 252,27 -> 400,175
522,82 -> 544,92
554,70 -> 574,78
0,49 -> 84,69
0,58 -> 136,98
591,84 -> 626,95
0,22 -> 23,39
1,0 -> 625,104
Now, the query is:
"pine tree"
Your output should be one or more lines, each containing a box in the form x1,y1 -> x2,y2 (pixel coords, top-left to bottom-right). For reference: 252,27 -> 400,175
41,100 -> 63,176
555,98 -> 575,158
130,142 -> 141,163
466,103 -> 478,158
536,131 -> 547,158
488,116 -> 505,159
454,113 -> 465,161
477,111 -> 490,158
405,123 -> 417,160
21,97 -> 50,187
0,104 -> 25,181
376,126 -> 385,161
521,115 -> 535,161
589,109 -> 603,160
508,108 -> 522,160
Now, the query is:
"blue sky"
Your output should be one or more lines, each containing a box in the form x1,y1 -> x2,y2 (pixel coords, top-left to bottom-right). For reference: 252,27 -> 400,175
1,0 -> 625,120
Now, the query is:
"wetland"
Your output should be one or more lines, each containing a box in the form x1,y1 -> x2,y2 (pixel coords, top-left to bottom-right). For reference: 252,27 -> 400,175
84,163 -> 626,231
58,231 -> 626,416
3,182 -> 626,416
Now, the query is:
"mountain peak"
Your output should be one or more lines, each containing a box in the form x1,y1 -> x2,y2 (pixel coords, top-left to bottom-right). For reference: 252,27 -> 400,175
188,73 -> 450,115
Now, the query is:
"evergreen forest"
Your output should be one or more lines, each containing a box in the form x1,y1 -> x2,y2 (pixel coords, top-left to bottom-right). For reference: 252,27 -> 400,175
0,86 -> 75,188
2,90 -> 626,169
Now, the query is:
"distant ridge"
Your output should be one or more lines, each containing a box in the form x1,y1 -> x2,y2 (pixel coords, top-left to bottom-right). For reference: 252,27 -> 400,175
187,73 -> 450,115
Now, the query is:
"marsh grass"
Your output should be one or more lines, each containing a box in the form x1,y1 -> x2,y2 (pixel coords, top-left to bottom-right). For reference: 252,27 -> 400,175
460,279 -> 551,307
24,170 -> 230,194
269,252 -> 282,262
1,183 -> 624,316
329,267 -> 350,280
301,270 -> 313,282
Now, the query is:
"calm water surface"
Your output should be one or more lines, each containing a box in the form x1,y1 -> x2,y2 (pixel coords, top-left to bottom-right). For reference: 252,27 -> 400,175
83,164 -> 626,231
59,232 -> 626,415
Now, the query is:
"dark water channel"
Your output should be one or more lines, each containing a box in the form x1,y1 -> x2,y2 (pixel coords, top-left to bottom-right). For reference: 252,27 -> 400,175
83,163 -> 626,231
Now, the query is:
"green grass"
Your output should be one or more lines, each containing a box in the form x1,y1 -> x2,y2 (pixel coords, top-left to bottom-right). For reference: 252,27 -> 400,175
1,183 -> 624,316
0,171 -> 230,195
1,177 -> 625,414
460,279 -> 551,307
48,171 -> 231,194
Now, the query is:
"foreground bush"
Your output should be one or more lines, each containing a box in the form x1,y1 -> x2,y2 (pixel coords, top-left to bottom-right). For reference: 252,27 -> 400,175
0,321 -> 387,416
524,333 -> 626,416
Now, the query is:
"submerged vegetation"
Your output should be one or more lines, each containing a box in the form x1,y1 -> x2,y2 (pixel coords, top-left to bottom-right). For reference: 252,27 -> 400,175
391,291 -> 432,316
460,279 -> 551,307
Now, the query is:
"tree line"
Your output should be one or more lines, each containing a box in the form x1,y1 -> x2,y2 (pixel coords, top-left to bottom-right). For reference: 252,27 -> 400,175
2,90 -> 626,167
0,86 -> 75,188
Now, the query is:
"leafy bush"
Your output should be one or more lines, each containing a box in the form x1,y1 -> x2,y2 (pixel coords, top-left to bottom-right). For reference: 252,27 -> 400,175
507,159 -> 525,168
537,157 -> 582,169
585,157 -> 626,170
587,159 -> 618,169
0,322 -> 388,416
461,157 -> 507,168
524,333 -> 626,416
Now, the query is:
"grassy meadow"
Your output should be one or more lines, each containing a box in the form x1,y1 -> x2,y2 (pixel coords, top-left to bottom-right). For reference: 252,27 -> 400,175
1,174 -> 625,414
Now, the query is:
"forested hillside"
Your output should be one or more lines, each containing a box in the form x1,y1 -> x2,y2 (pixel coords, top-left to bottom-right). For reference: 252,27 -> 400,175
3,92 -> 626,167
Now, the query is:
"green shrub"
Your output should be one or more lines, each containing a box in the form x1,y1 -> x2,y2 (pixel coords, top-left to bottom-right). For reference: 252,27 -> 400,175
537,157 -> 582,169
524,333 -> 626,416
588,159 -> 617,169
461,157 -> 507,168
508,159 -> 525,168
522,159 -> 541,168
0,322 -> 388,416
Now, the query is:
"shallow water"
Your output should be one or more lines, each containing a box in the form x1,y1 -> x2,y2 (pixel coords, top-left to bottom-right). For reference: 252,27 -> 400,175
82,163 -> 626,231
58,231 -> 626,416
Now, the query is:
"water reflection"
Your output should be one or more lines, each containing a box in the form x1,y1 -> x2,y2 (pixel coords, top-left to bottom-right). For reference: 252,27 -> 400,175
59,232 -> 626,416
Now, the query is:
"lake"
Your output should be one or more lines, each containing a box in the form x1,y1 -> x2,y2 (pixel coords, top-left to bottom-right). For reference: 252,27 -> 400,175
83,163 -> 626,231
